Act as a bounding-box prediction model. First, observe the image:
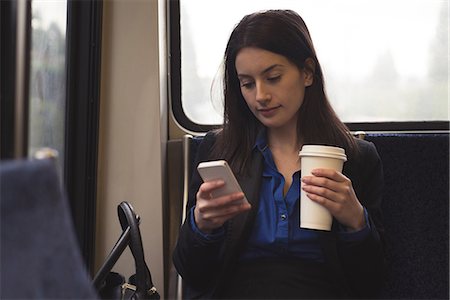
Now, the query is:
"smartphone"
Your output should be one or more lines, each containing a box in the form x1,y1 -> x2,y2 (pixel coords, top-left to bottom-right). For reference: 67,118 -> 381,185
197,160 -> 248,202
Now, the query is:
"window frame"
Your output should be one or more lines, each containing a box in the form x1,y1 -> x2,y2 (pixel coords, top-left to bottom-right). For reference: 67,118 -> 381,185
1,0 -> 32,158
1,0 -> 17,157
169,0 -> 209,133
65,0 -> 103,274
168,0 -> 449,133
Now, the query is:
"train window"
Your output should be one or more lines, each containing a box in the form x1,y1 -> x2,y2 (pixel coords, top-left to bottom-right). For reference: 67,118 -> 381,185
171,0 -> 449,132
28,0 -> 67,174
1,0 -> 101,271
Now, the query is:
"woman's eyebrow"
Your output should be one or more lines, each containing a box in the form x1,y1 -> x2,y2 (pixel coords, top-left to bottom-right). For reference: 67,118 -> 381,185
237,64 -> 284,79
260,64 -> 283,75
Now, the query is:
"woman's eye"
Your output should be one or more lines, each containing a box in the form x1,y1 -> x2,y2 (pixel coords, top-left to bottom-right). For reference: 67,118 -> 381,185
241,82 -> 255,89
267,75 -> 281,82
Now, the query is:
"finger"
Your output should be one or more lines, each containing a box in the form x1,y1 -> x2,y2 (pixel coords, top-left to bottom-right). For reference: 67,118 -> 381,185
197,180 -> 225,199
214,192 -> 247,207
200,197 -> 251,222
195,193 -> 251,232
302,176 -> 341,193
197,191 -> 246,213
305,191 -> 340,211
200,205 -> 248,231
208,199 -> 251,219
302,183 -> 341,202
311,168 -> 346,182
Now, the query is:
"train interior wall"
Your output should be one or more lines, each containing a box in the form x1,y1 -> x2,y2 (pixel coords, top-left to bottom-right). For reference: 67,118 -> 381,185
95,0 -> 168,297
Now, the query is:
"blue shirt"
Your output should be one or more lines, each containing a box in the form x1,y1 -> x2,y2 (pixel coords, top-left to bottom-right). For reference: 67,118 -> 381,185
190,133 -> 371,262
239,137 -> 323,261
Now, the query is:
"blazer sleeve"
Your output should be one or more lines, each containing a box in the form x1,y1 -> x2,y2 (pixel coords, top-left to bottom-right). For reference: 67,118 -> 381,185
172,132 -> 225,293
338,139 -> 386,298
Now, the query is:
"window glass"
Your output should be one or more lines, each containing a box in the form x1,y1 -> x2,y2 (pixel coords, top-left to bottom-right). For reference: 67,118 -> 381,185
180,0 -> 448,125
28,0 -> 67,174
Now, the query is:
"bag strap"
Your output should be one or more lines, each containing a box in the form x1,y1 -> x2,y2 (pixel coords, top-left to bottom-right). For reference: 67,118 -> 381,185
117,201 -> 158,298
92,225 -> 130,289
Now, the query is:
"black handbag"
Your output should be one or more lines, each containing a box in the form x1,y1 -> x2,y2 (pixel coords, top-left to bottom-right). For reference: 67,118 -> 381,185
93,201 -> 160,300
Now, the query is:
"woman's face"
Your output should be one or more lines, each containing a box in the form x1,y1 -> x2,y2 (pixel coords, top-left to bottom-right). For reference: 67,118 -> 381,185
235,47 -> 312,131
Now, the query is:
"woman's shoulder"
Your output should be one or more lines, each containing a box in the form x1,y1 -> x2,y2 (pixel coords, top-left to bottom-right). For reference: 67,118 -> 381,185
200,130 -> 220,147
344,137 -> 383,187
194,130 -> 221,160
355,136 -> 372,149
349,137 -> 382,171
204,130 -> 219,141
354,137 -> 380,159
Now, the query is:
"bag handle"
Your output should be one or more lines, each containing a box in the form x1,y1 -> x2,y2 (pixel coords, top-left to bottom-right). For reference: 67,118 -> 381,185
93,224 -> 132,289
117,201 -> 158,298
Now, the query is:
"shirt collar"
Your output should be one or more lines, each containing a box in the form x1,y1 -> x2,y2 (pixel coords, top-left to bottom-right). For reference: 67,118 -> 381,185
254,128 -> 268,152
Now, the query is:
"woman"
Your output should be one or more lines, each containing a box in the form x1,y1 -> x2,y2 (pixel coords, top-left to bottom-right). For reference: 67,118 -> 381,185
173,9 -> 385,299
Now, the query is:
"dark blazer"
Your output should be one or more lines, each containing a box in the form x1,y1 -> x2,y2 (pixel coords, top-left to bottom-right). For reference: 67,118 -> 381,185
173,131 -> 386,299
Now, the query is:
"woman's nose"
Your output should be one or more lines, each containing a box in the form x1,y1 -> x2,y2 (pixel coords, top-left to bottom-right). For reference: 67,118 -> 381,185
255,82 -> 271,103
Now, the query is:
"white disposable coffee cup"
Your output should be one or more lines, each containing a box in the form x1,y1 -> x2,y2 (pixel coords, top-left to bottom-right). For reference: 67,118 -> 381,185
299,145 -> 347,231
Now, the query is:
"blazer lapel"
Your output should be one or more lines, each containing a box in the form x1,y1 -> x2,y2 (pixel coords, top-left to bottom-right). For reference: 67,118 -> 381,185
213,151 -> 264,297
221,150 -> 264,265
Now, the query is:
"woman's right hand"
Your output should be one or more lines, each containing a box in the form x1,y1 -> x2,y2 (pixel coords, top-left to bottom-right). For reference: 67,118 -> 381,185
194,180 -> 251,233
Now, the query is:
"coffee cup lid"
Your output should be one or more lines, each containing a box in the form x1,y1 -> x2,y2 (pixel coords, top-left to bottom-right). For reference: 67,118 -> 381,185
299,145 -> 347,161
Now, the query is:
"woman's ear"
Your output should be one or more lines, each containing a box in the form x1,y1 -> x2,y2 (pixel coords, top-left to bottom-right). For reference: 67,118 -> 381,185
303,58 -> 315,87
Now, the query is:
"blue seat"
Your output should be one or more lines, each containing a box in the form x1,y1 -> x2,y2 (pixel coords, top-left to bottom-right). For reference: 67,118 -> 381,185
178,132 -> 449,299
0,158 -> 97,299
365,133 -> 449,299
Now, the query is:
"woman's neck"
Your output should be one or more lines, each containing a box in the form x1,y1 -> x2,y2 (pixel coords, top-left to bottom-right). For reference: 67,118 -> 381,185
267,125 -> 302,153
267,125 -> 302,195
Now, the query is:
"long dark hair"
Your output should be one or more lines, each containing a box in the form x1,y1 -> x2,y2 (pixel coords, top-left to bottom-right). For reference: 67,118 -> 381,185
213,9 -> 357,173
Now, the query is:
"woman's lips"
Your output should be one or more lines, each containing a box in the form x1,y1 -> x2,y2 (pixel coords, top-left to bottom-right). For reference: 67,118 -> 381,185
258,106 -> 280,117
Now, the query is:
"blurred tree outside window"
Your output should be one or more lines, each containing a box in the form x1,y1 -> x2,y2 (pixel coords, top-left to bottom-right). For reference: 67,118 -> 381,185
28,0 -> 67,174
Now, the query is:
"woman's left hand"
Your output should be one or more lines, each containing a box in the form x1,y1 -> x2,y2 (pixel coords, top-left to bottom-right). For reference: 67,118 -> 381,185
301,168 -> 365,231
